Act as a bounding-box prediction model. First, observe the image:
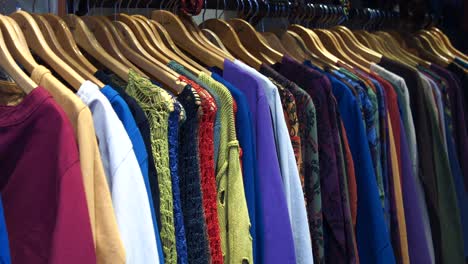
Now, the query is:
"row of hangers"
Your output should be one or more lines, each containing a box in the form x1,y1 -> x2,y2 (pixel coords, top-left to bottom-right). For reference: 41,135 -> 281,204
0,0 -> 465,98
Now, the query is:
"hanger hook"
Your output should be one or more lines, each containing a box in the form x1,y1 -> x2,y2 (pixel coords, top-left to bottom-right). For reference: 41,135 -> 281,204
92,0 -> 97,15
249,0 -> 259,24
203,0 -> 207,23
100,0 -> 105,15
218,0 -> 226,18
127,0 -> 133,13
114,0 -> 121,21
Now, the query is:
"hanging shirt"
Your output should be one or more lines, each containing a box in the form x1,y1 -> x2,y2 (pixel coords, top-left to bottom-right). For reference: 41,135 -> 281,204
100,85 -> 163,255
167,97 -> 189,264
94,70 -> 162,233
222,59 -> 296,264
176,85 -> 211,264
318,67 -> 396,264
370,64 -> 418,176
429,65 -> 468,195
178,74 -> 223,264
198,73 -> 253,264
31,66 -> 126,263
211,72 -> 258,264
259,64 -> 324,263
421,74 -> 465,263
77,81 -> 159,264
273,56 -> 359,264
0,87 -> 96,263
419,67 -> 464,264
0,195 -> 9,264
234,60 -> 313,264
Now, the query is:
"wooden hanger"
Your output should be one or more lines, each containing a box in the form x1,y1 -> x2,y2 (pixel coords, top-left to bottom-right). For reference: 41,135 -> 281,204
83,16 -> 143,73
282,30 -> 331,70
354,30 -> 393,59
111,20 -> 178,76
115,14 -> 172,64
420,30 -> 455,60
0,15 -> 38,74
136,19 -> 207,75
228,18 -> 283,64
314,28 -> 369,72
332,26 -> 382,62
131,15 -> 207,74
430,27 -> 468,61
10,11 -> 85,91
151,10 -> 226,69
179,13 -> 234,59
84,15 -> 183,93
95,17 -> 184,94
0,18 -> 35,93
131,15 -> 208,73
276,31 -> 309,62
32,15 -> 105,88
403,35 -> 450,67
114,21 -> 186,94
417,34 -> 452,64
369,32 -> 414,65
41,14 -> 97,74
289,24 -> 340,66
202,29 -> 231,53
260,32 -> 288,54
62,14 -> 131,82
377,31 -> 431,67
200,18 -> 262,70
330,30 -> 374,68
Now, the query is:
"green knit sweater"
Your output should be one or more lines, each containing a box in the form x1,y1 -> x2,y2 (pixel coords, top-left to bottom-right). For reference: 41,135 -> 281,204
126,70 -> 177,264
198,73 -> 253,264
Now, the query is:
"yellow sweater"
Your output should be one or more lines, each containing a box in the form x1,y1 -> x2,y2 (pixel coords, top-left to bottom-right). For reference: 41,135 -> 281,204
199,73 -> 253,264
31,66 -> 126,264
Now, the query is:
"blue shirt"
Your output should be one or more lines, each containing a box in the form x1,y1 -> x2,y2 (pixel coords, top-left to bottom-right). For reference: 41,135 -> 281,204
221,60 -> 296,264
211,72 -> 258,264
327,73 -> 396,264
0,196 -> 10,264
101,85 -> 164,262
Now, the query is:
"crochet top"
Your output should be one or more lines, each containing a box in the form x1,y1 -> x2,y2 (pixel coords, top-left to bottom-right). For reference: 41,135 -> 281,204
168,96 -> 189,264
198,73 -> 253,264
178,75 -> 224,264
125,70 -> 177,264
167,61 -> 222,166
177,85 -> 211,264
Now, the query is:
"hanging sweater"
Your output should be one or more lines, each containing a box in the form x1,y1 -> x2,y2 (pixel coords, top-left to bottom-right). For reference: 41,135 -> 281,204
177,85 -> 211,264
178,75 -> 224,264
126,70 -> 177,264
198,73 -> 253,264
168,96 -> 189,264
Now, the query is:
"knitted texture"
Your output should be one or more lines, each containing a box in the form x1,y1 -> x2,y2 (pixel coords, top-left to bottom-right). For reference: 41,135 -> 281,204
167,61 -> 222,166
125,70 -> 177,264
177,86 -> 211,264
178,75 -> 224,264
198,73 -> 253,264
168,97 -> 189,264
